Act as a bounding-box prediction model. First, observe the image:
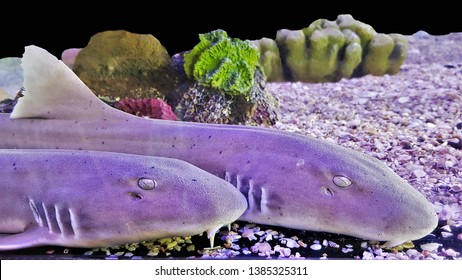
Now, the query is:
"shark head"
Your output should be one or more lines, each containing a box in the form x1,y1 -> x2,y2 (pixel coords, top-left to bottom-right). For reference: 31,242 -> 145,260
64,152 -> 248,248
248,133 -> 438,247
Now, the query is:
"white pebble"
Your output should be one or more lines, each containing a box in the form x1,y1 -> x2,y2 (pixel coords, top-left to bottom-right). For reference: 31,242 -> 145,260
242,229 -> 257,240
281,248 -> 292,257
441,232 -> 453,238
342,247 -> 354,253
283,238 -> 299,248
257,242 -> 272,253
420,242 -> 442,252
406,249 -> 421,258
413,169 -> 427,178
397,96 -> 410,103
310,244 -> 322,251
329,241 -> 340,248
442,248 -> 460,258
441,225 -> 452,232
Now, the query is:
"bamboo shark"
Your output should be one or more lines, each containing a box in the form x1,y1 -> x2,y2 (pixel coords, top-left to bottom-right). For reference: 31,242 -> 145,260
0,149 -> 247,250
0,45 -> 438,247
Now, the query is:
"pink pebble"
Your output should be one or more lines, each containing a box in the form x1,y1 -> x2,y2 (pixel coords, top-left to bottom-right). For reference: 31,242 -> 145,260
61,48 -> 81,68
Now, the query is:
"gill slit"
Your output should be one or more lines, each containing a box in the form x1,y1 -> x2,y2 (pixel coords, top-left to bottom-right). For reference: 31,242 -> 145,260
224,171 -> 264,213
29,199 -> 76,236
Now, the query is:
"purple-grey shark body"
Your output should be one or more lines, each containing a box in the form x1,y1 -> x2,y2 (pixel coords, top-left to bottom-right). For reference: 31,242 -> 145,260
0,149 -> 247,250
0,46 -> 438,248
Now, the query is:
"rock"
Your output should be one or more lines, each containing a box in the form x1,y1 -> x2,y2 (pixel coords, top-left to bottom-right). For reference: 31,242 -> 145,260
0,57 -> 23,99
72,30 -> 180,100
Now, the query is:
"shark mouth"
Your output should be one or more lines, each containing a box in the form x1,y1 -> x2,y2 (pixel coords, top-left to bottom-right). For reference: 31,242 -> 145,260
29,199 -> 76,236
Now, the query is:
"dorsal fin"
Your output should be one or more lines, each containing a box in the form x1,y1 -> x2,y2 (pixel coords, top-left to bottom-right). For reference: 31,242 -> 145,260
10,45 -> 127,121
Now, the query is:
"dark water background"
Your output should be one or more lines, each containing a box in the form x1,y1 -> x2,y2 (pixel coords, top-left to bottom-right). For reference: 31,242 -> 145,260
1,3 -> 460,59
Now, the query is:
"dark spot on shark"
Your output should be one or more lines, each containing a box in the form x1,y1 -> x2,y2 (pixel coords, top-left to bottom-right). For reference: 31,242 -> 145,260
208,135 -> 212,139
172,144 -> 175,148
101,141 -> 105,145
219,151 -> 223,154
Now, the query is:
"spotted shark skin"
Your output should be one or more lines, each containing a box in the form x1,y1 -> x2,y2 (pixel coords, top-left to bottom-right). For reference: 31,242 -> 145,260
0,149 -> 247,250
0,45 -> 438,247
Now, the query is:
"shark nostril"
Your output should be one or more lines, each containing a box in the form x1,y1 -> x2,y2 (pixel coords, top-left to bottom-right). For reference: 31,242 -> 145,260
320,186 -> 334,196
333,175 -> 352,188
127,192 -> 143,201
138,177 -> 157,190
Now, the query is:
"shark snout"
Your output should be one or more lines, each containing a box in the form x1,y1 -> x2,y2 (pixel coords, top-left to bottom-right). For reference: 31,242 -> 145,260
383,194 -> 438,247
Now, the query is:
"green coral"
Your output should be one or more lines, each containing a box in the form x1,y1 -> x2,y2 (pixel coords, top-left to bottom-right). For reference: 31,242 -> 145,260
183,29 -> 260,96
252,38 -> 284,82
251,14 -> 408,83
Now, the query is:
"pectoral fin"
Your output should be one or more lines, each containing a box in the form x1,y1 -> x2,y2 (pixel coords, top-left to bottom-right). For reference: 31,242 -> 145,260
0,225 -> 50,251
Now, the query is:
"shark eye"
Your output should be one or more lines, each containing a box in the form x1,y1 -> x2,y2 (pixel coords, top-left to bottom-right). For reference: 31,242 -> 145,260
333,175 -> 352,188
138,177 -> 157,190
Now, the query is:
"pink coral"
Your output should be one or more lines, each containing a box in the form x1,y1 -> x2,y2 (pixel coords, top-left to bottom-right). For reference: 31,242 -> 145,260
114,98 -> 178,121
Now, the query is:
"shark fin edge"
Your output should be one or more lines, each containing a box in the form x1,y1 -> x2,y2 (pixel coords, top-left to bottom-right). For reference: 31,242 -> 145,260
10,45 -> 128,122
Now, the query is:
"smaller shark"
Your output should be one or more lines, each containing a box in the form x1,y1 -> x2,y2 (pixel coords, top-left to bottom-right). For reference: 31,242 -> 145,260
0,149 -> 247,250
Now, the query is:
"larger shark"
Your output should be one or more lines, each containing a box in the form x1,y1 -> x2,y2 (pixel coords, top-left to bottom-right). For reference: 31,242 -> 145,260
0,149 -> 247,250
0,45 -> 438,247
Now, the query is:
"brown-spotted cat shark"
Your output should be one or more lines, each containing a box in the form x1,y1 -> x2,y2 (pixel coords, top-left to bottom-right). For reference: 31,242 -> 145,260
0,45 -> 438,248
0,149 -> 247,250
